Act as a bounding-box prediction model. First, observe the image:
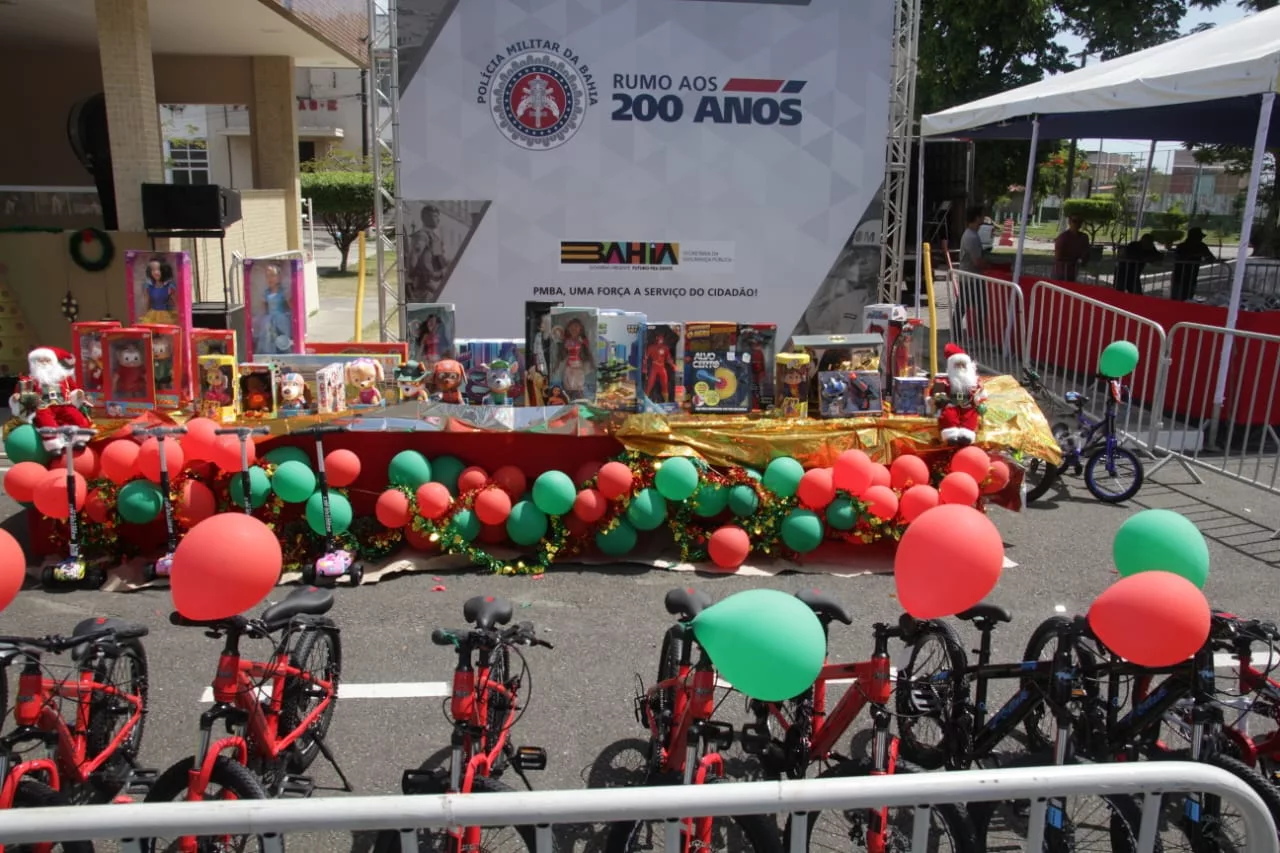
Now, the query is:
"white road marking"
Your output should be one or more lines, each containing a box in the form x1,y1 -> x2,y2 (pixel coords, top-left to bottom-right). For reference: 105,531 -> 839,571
198,681 -> 449,703
716,670 -> 898,692
1214,652 -> 1280,669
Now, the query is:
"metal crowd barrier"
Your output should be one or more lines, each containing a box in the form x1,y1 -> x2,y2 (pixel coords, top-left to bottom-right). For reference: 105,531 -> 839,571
948,269 -> 1026,377
0,763 -> 1273,853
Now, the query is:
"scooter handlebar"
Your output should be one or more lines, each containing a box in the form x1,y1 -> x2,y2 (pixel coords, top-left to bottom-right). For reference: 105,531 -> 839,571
37,427 -> 97,438
214,427 -> 271,437
131,425 -> 188,438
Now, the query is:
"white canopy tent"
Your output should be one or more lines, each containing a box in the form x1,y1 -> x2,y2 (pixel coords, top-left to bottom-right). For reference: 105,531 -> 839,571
917,7 -> 1280,412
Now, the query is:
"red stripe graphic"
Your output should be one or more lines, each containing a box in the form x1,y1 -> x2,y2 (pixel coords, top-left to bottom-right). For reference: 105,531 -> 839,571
721,78 -> 784,93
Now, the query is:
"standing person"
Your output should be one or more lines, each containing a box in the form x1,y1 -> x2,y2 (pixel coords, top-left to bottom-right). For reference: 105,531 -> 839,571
1053,215 -> 1091,282
1170,226 -> 1217,301
1114,233 -> 1163,296
406,204 -> 447,302
956,205 -> 989,343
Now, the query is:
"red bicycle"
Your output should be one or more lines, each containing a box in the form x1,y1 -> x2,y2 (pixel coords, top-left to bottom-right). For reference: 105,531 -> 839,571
142,585 -> 349,853
605,587 -> 780,853
374,594 -> 553,853
0,617 -> 151,853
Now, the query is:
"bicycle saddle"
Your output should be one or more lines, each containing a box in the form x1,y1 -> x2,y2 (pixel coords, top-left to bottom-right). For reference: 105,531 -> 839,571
665,587 -> 712,621
795,589 -> 853,625
463,595 -> 513,630
1063,391 -> 1086,407
955,601 -> 1013,625
69,616 -> 148,661
260,585 -> 335,630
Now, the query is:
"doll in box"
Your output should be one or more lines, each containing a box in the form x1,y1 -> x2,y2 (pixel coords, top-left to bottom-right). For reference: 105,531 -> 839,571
239,364 -> 279,419
71,321 -> 119,398
112,342 -> 147,398
279,372 -> 311,413
550,312 -> 596,402
245,260 -> 303,358
345,358 -> 385,407
776,352 -> 810,418
138,256 -> 178,325
198,357 -> 237,422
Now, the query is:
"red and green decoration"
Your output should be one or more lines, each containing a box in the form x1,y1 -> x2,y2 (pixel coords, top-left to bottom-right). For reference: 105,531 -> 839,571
68,228 -> 114,273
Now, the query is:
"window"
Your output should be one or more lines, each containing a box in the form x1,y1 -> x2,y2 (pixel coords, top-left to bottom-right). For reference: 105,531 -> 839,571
168,141 -> 209,185
299,141 -> 317,164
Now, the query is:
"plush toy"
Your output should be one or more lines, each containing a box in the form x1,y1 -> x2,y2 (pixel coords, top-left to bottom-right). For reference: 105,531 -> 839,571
8,346 -> 92,454
431,358 -> 465,404
279,372 -> 309,411
345,358 -> 385,406
481,359 -> 517,406
114,343 -> 146,397
394,360 -> 429,401
934,343 -> 987,446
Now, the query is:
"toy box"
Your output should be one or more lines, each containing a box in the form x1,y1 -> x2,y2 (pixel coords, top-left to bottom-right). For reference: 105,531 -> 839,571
135,323 -> 184,409
548,307 -> 598,404
405,303 -> 457,368
685,322 -> 738,354
737,323 -> 777,411
688,350 -> 753,414
892,376 -> 930,417
792,333 -> 883,410
817,369 -> 883,418
596,310 -> 644,412
271,353 -> 400,407
244,257 -> 305,360
269,357 -> 347,416
124,250 -> 193,337
457,339 -> 524,405
524,300 -> 561,406
196,355 -> 238,423
315,363 -> 347,413
639,322 -> 684,413
70,320 -> 119,406
238,363 -> 280,419
192,328 -> 236,362
775,352 -> 810,418
277,369 -> 312,416
102,328 -> 156,417
304,341 -> 410,361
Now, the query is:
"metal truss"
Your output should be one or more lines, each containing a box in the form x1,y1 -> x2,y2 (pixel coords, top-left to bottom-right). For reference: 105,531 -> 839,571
878,0 -> 922,302
367,0 -> 404,342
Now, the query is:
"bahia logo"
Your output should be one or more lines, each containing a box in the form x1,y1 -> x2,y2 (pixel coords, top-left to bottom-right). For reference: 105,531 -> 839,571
477,40 -> 599,150
610,74 -> 806,126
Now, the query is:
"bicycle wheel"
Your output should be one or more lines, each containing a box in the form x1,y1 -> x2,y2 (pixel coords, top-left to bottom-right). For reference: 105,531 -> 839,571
85,637 -> 149,785
1020,616 -> 1100,755
278,624 -> 341,774
1084,445 -> 1144,503
783,757 -> 978,853
142,755 -> 277,852
642,625 -> 684,762
605,775 -> 781,853
371,769 -> 550,852
1023,455 -> 1061,504
1162,752 -> 1280,853
9,778 -> 95,852
895,619 -> 967,769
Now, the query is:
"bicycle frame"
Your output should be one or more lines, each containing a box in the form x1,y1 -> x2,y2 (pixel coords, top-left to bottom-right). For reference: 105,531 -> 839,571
1229,646 -> 1280,766
947,656 -> 1069,766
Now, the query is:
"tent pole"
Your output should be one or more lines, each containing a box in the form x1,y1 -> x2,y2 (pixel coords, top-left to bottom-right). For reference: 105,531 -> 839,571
915,137 -> 926,315
1133,139 -> 1158,241
1011,116 -> 1040,289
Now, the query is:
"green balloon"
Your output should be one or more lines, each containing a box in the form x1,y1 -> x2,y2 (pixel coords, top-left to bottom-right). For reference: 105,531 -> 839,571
728,484 -> 759,517
626,488 -> 668,531
432,455 -> 466,495
1113,509 -> 1210,589
1099,340 -> 1140,378
762,457 -> 805,498
654,457 -> 700,502
4,425 -> 48,465
691,589 -> 825,701
388,450 -> 432,488
450,508 -> 480,542
781,509 -> 825,553
263,446 -> 310,467
825,497 -> 857,531
506,500 -> 549,545
117,479 -> 163,524
230,467 -> 272,509
693,483 -> 729,518
271,460 -> 316,503
596,519 -> 638,555
743,468 -> 763,481
305,490 -> 352,535
531,470 -> 576,516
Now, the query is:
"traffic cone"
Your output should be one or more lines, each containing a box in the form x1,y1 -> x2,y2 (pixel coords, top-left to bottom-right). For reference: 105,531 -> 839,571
999,218 -> 1015,247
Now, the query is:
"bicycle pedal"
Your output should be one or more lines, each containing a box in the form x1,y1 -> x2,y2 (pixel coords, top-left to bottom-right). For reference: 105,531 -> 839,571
511,745 -> 547,772
124,768 -> 158,796
278,774 -> 315,798
738,723 -> 772,756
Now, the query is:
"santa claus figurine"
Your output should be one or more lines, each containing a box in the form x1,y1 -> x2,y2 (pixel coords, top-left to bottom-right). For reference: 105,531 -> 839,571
9,346 -> 93,454
933,343 -> 987,446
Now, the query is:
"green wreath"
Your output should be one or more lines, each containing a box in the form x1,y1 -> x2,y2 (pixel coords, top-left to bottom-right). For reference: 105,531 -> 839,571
68,228 -> 114,273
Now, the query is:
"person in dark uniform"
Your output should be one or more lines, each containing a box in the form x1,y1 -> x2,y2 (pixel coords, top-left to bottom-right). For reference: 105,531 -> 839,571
1170,227 -> 1217,301
1114,233 -> 1163,296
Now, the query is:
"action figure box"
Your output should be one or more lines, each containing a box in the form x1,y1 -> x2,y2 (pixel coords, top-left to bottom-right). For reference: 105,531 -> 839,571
639,322 -> 684,414
237,363 -> 280,420
775,352 -> 810,418
136,323 -> 185,409
737,323 -> 777,411
548,307 -> 598,404
596,310 -> 645,412
101,328 -> 156,417
524,300 -> 562,406
124,250 -> 193,341
197,355 -> 238,423
892,376 -> 930,417
688,350 -> 753,414
244,257 -> 305,361
70,320 -> 119,406
792,333 -> 883,410
457,339 -> 524,405
817,370 -> 883,418
405,303 -> 457,368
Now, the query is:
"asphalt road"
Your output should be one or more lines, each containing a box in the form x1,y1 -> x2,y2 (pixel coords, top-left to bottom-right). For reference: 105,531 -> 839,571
0,461 -> 1277,851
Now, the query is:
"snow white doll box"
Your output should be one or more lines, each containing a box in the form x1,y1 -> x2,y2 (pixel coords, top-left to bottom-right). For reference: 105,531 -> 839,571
457,339 -> 524,405
639,322 -> 684,414
548,307 -> 598,404
196,356 -> 238,423
124,250 -> 193,338
70,320 -> 120,406
243,257 -> 305,361
596,310 -> 645,412
101,328 -> 156,417
405,303 -> 457,369
135,323 -> 185,410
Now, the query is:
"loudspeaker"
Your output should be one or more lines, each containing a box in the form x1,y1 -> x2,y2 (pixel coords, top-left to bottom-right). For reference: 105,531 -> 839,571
141,184 -> 242,232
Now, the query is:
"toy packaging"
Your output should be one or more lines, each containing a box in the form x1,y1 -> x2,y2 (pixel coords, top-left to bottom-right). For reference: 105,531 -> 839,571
305,341 -> 410,361
277,370 -> 312,416
817,369 -> 883,418
524,300 -> 561,406
197,355 -> 238,422
793,333 -> 883,410
548,307 -> 598,404
136,323 -> 184,409
892,376 -> 930,417
457,339 -> 524,405
596,310 -> 645,412
315,363 -> 347,413
70,320 -> 120,406
125,250 -> 193,335
775,352 -> 810,418
688,350 -> 753,414
102,328 -> 156,417
243,258 -> 305,360
191,328 -> 237,374
737,323 -> 777,411
405,303 -> 457,368
344,358 -> 387,409
238,363 -> 280,419
640,322 -> 684,414
272,353 -> 400,407
685,322 -> 738,354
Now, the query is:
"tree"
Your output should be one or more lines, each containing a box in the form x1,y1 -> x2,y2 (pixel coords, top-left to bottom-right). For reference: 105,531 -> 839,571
1037,146 -> 1091,202
300,171 -> 378,272
1063,197 -> 1117,242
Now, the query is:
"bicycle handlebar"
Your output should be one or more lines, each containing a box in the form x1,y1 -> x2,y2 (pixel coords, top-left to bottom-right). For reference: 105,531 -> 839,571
432,622 -> 553,650
36,427 -> 97,439
0,624 -> 148,654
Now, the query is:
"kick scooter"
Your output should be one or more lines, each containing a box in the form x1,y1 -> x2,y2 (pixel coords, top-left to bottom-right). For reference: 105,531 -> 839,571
37,426 -> 103,589
214,426 -> 270,514
300,423 -> 362,587
135,424 -> 187,582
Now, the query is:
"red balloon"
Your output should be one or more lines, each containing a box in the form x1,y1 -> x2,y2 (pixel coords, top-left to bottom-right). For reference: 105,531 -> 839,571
48,446 -> 98,479
939,471 -> 980,506
479,522 -> 508,545
213,434 -> 256,472
1089,572 -> 1211,667
890,455 -> 930,491
181,418 -> 220,462
99,440 -> 141,485
863,484 -> 899,520
708,525 -> 751,570
325,449 -> 361,488
869,464 -> 891,489
796,468 -> 836,510
492,465 -> 527,500
84,487 -> 111,523
899,485 -> 940,524
34,470 -> 87,519
984,460 -> 1012,495
171,514 -> 281,620
0,529 -> 24,613
833,449 -> 873,495
895,504 -> 1004,619
404,524 -> 435,551
376,489 -> 412,528
596,461 -> 634,500
176,480 -> 216,527
572,488 -> 608,523
574,460 -> 603,487
416,482 -> 452,520
137,437 -> 185,484
474,487 -> 513,526
457,466 -> 490,494
5,461 -> 50,503
950,445 -> 992,483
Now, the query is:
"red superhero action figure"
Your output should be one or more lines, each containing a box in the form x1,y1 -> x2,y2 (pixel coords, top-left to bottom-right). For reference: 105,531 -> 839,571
644,333 -> 675,402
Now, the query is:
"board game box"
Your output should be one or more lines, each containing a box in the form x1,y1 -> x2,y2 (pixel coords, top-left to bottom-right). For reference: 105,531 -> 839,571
688,350 -> 753,414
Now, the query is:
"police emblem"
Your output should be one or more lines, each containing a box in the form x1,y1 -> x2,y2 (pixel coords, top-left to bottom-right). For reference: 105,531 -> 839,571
491,50 -> 587,150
